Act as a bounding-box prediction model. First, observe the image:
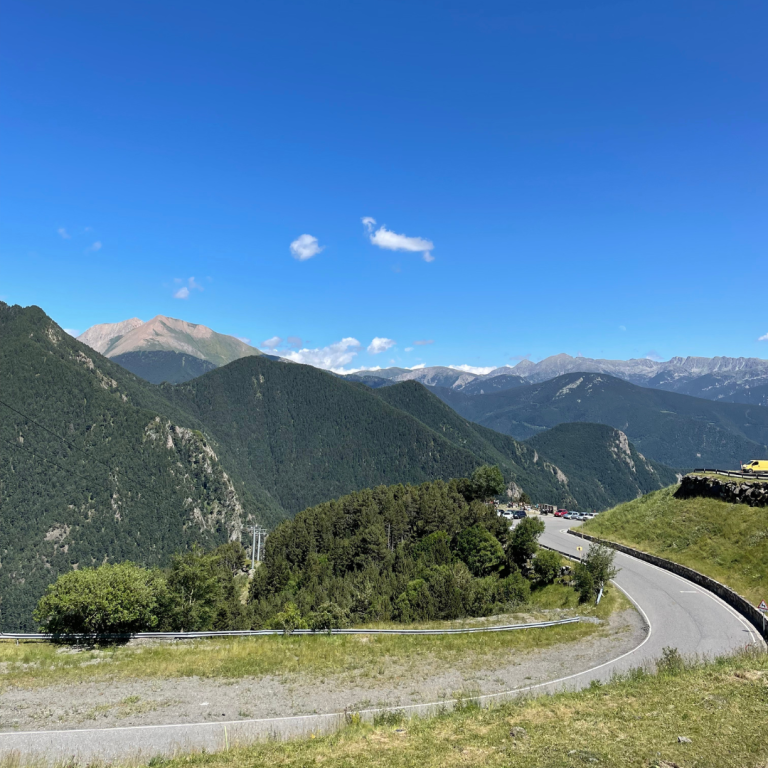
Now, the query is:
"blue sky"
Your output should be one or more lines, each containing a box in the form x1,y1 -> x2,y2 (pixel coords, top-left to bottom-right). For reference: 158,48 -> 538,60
1,0 -> 766,373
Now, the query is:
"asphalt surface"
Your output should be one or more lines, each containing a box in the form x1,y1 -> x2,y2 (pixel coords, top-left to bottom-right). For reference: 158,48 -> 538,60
1,518 -> 762,764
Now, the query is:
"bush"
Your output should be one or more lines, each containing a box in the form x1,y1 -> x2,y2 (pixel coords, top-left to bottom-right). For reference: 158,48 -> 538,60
454,524 -> 504,577
308,602 -> 350,632
270,602 -> 307,634
34,562 -> 168,635
508,517 -> 545,569
532,549 -> 562,584
496,571 -> 531,606
573,543 -> 618,603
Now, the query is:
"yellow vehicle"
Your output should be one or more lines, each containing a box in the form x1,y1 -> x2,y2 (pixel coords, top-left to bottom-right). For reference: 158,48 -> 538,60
741,460 -> 768,473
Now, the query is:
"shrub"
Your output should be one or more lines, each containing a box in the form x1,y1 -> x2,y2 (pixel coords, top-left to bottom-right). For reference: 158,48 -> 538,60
308,602 -> 350,632
532,549 -> 562,584
508,517 -> 545,569
496,571 -> 531,606
270,602 -> 307,634
454,524 -> 504,577
34,562 -> 167,635
573,543 -> 618,603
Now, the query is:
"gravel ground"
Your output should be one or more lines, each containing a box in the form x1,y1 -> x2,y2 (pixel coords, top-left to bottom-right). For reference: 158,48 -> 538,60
0,608 -> 645,733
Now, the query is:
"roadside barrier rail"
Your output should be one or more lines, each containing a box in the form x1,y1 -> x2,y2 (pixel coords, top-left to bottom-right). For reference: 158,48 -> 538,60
0,617 -> 580,642
692,468 -> 768,480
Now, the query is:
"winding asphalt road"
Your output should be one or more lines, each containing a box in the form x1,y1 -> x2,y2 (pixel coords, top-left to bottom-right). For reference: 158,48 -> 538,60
1,518 -> 762,763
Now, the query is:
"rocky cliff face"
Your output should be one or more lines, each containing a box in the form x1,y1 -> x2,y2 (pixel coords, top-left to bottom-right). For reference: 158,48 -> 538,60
675,475 -> 768,507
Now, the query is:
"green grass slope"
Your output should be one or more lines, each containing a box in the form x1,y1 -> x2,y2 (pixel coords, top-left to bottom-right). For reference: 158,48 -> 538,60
582,485 -> 768,604
429,372 -> 768,469
526,423 -> 679,511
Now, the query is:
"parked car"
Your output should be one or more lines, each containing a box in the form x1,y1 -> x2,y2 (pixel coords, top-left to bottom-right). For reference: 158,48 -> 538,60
554,509 -> 568,517
563,512 -> 578,520
583,512 -> 597,519
512,509 -> 527,519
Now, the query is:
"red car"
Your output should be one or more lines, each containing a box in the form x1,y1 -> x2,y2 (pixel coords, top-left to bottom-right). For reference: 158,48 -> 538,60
554,509 -> 568,517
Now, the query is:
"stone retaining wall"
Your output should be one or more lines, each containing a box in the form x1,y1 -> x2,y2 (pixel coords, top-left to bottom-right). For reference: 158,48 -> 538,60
676,474 -> 768,507
568,529 -> 768,643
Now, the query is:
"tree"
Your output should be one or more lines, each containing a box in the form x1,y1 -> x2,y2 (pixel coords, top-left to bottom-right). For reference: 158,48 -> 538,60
308,602 -> 350,632
532,549 -> 562,585
34,563 -> 167,635
166,546 -> 223,631
519,491 -> 531,506
470,465 -> 506,502
508,517 -> 545,569
270,602 -> 307,634
454,524 -> 505,577
573,543 -> 618,603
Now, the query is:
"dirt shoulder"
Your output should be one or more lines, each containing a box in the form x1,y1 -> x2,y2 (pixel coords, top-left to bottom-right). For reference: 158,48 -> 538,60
0,607 -> 645,732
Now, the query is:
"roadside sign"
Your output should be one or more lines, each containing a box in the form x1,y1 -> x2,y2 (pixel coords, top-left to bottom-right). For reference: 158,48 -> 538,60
758,600 -> 768,613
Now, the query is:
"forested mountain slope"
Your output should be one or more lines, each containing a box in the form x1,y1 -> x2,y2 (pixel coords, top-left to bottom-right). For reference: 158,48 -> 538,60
525,423 -> 679,511
111,350 -> 217,384
162,359 -> 574,515
0,303 -> 267,631
429,373 -> 768,469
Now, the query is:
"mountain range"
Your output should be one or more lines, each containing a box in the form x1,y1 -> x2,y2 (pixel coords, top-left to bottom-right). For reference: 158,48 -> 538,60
428,372 -> 768,470
348,354 -> 768,406
2,303 -> 677,629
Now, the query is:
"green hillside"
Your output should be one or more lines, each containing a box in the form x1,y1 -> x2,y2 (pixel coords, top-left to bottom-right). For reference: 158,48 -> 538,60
429,372 -> 768,469
582,485 -> 768,604
112,350 -> 218,384
525,423 -> 679,511
0,303 -> 270,631
162,359 -> 572,516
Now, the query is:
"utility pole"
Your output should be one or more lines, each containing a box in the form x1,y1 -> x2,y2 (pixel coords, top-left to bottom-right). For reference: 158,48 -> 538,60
247,525 -> 268,570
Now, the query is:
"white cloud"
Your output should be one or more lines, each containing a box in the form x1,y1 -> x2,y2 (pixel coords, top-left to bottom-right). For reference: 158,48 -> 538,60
368,224 -> 434,262
367,337 -> 396,355
449,364 -> 496,375
645,350 -> 664,362
362,216 -> 376,233
759,332 -> 768,341
405,347 -> 414,352
63,328 -> 80,336
414,339 -> 434,346
619,325 -> 627,332
290,234 -> 324,261
85,241 -> 102,252
237,337 -> 251,345
287,336 -> 302,348
57,228 -> 71,239
282,338 -> 362,372
261,336 -> 282,350
409,363 -> 426,370
173,277 -> 203,299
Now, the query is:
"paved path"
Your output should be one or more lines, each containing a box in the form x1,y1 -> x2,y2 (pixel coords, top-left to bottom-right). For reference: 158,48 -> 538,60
1,518 -> 762,764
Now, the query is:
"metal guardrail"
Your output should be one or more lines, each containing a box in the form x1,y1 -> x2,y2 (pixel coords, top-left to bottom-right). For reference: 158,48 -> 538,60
0,617 -> 580,642
692,468 -> 768,480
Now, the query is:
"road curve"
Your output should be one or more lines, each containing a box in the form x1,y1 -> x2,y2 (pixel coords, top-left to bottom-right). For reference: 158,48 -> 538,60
2,518 -> 762,763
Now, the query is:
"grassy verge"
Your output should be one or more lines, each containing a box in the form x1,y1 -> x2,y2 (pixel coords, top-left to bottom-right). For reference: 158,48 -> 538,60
582,486 -> 768,605
0,584 -> 630,691
7,648 -> 766,768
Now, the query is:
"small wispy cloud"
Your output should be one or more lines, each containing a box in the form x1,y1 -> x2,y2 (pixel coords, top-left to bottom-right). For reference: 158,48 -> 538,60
85,241 -> 102,252
57,228 -> 71,239
405,347 -> 414,352
63,328 -> 80,336
287,336 -> 302,348
365,219 -> 435,262
173,277 -> 203,299
367,337 -> 396,355
261,336 -> 282,350
759,332 -> 768,342
413,339 -> 434,346
645,350 -> 664,362
619,325 -> 627,332
290,234 -> 324,261
236,337 -> 251,345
